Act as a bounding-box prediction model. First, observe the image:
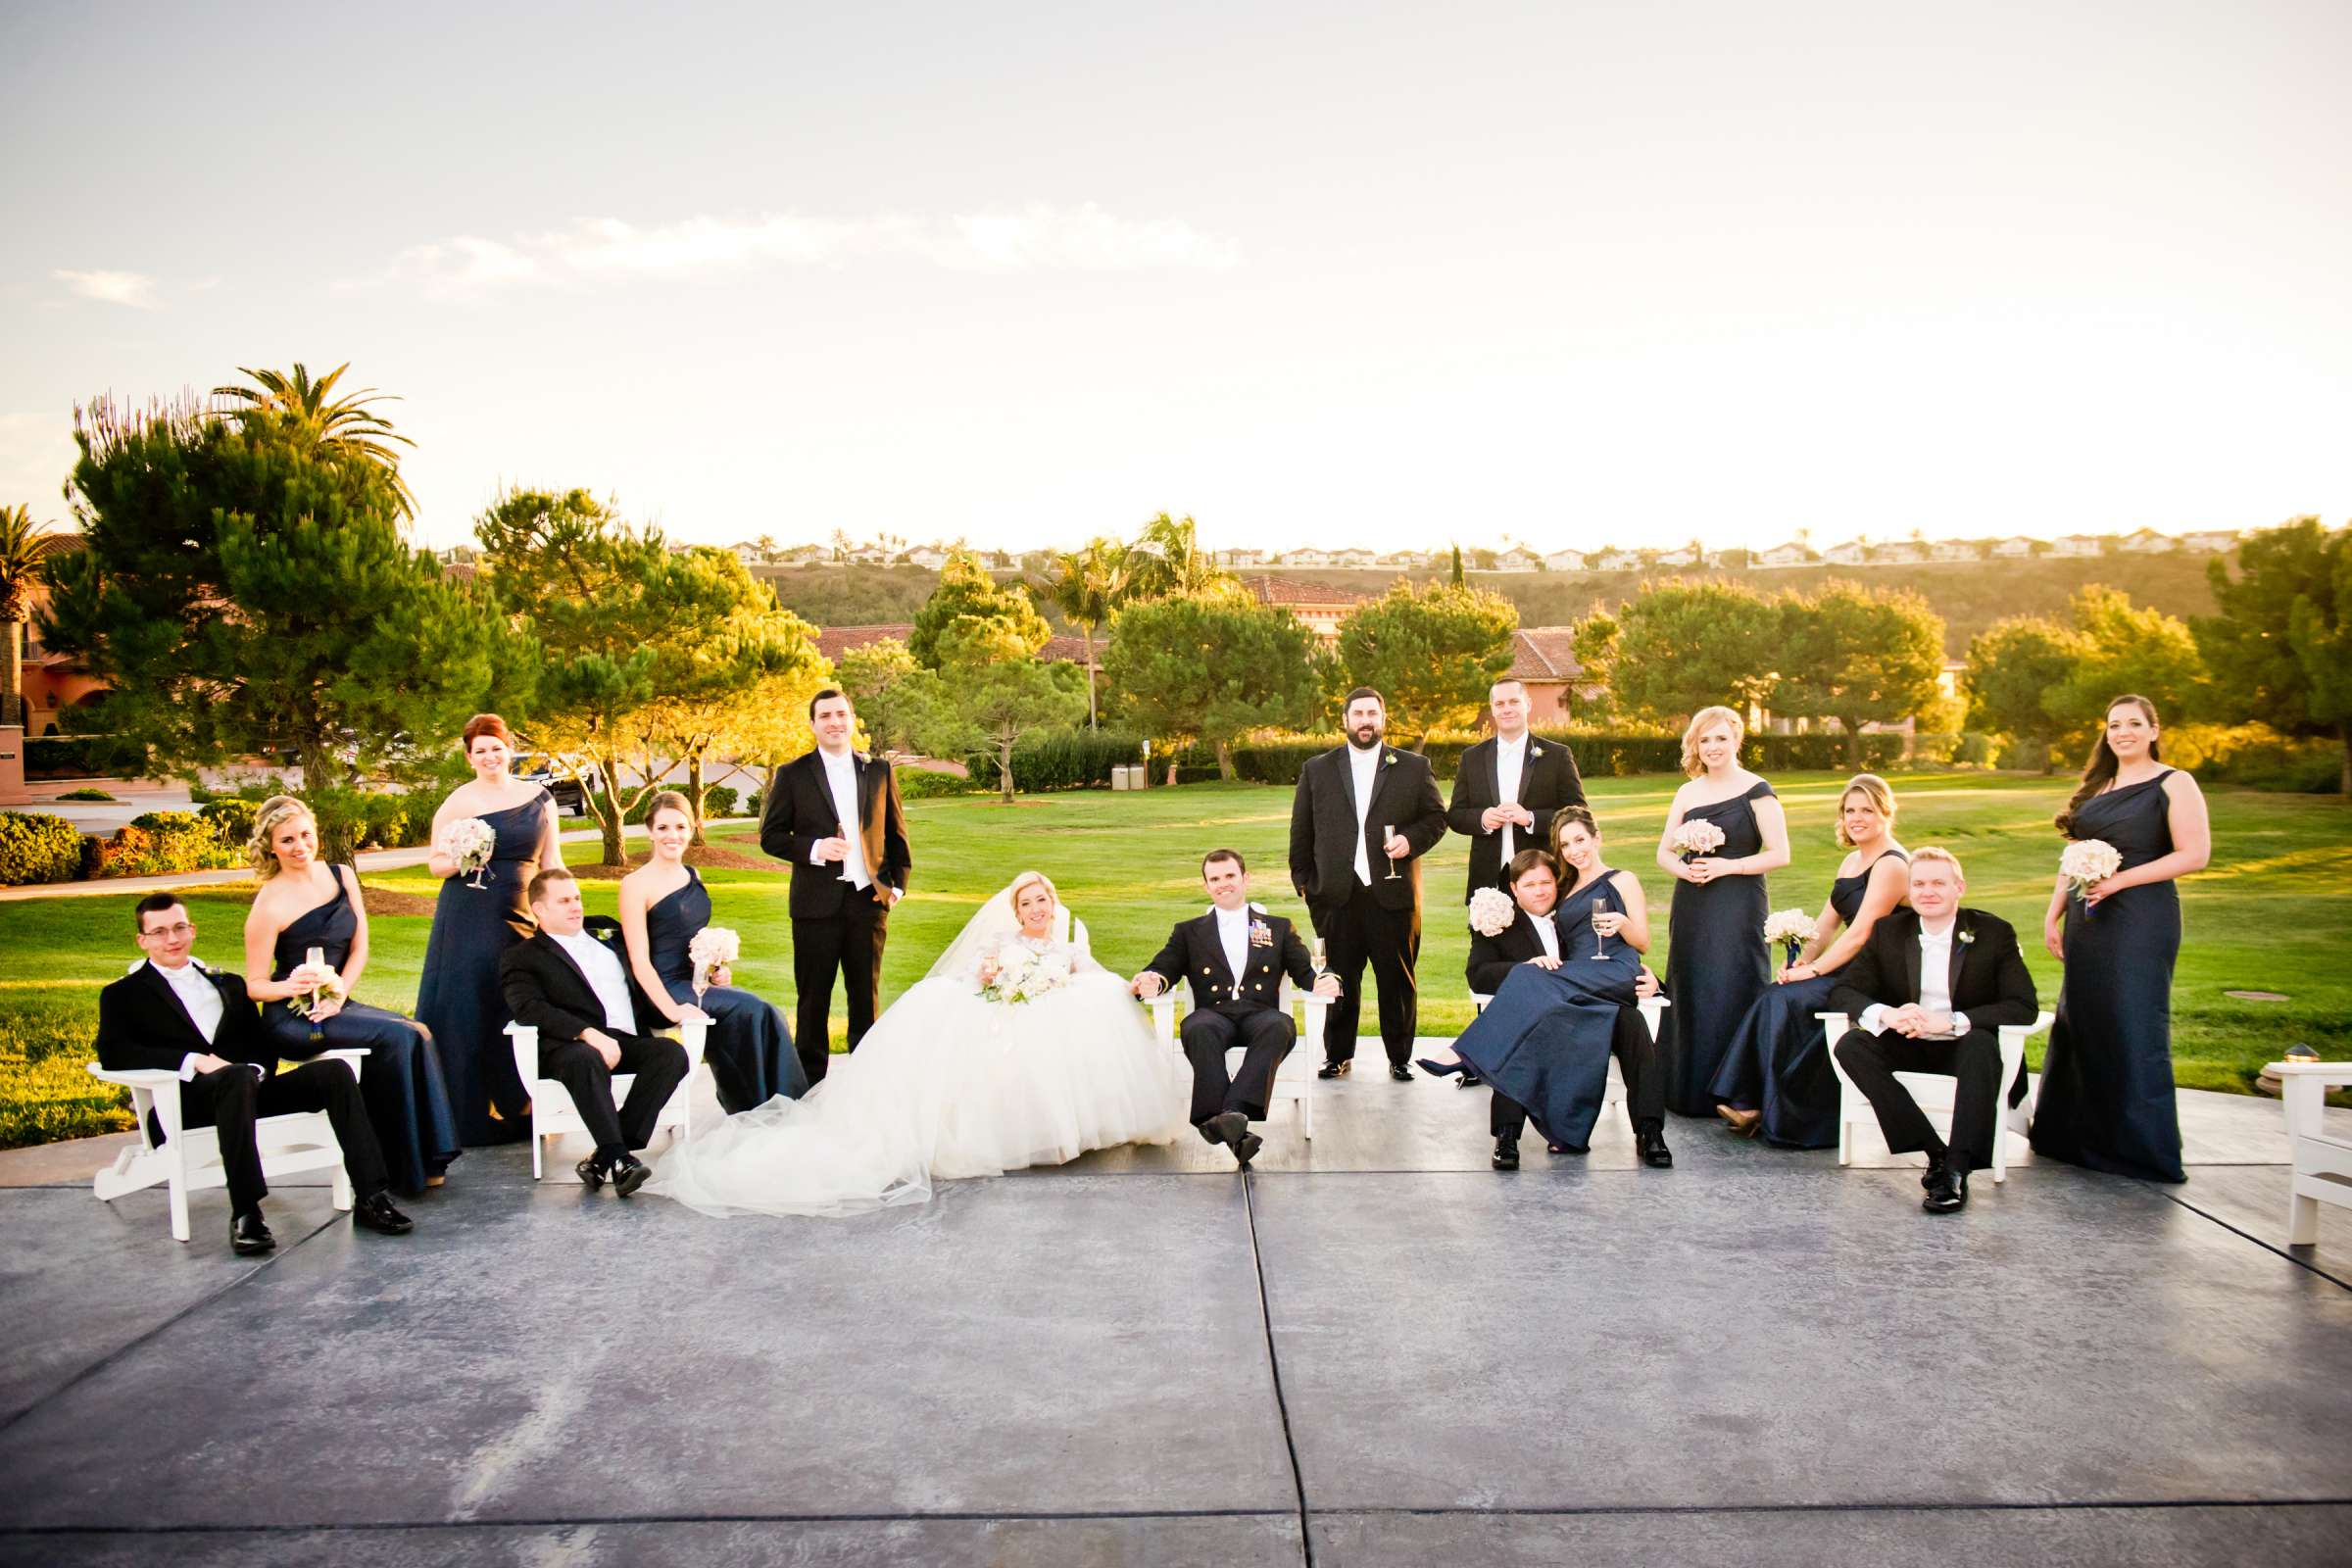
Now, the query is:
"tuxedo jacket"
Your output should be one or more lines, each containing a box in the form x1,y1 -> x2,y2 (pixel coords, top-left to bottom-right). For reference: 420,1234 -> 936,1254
1288,744 -> 1447,914
1143,908 -> 1318,1018
501,925 -> 663,1047
1464,906 -> 1580,996
93,960 -> 270,1075
1829,908 -> 2039,1036
760,748 -> 912,920
1446,736 -> 1586,900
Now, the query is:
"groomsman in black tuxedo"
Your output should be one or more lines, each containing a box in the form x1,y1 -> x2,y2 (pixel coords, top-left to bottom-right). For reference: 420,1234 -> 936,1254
1130,850 -> 1342,1166
500,868 -> 690,1196
1447,677 -> 1586,902
760,687 -> 911,1085
1289,687 -> 1448,1080
1830,848 -> 2038,1213
93,894 -> 414,1254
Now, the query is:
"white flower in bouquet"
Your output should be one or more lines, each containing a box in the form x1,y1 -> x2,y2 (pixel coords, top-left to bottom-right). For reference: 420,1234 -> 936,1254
2061,839 -> 2123,900
981,944 -> 1072,1005
688,926 -> 740,991
287,974 -> 346,1019
1671,819 -> 1726,858
446,817 -> 497,886
1468,886 -> 1517,938
1763,907 -> 1819,965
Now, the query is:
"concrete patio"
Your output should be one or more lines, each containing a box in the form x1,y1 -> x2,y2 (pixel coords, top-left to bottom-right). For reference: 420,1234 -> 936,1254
3,1066 -> 2347,1566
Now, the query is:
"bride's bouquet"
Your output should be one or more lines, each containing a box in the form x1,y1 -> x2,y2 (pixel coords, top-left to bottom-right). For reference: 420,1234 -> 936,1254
1468,886 -> 1517,938
446,817 -> 497,889
1671,819 -> 1725,859
1763,908 -> 1819,967
980,945 -> 1073,1005
2061,839 -> 2123,913
688,926 -> 740,996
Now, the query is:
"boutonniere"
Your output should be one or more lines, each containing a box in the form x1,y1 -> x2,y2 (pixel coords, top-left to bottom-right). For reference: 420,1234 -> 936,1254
1249,920 -> 1274,947
1957,928 -> 1976,947
1384,752 -> 1396,765
1530,745 -> 1544,758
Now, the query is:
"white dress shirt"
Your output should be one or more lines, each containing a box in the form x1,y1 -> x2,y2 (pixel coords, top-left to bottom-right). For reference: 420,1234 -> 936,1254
150,957 -> 246,1079
1862,919 -> 1970,1039
1528,908 -> 1559,962
811,747 -> 872,889
1214,905 -> 1252,990
1348,743 -> 1382,885
551,929 -> 639,1034
1494,732 -> 1529,863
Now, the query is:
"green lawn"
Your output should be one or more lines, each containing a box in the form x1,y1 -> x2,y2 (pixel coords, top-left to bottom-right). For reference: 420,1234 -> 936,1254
6,771 -> 2348,1147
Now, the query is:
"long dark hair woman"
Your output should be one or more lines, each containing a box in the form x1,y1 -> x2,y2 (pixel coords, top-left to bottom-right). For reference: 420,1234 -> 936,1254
2030,695 -> 2210,1184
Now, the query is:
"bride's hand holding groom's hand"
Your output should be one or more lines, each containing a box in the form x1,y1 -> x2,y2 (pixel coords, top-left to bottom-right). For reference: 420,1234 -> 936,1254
1129,970 -> 1166,1000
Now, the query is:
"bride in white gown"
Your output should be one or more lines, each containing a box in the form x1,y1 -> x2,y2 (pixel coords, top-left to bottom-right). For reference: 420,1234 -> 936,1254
648,870 -> 1188,1217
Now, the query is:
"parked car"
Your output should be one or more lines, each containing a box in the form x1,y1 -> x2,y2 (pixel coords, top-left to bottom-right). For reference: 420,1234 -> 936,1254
514,755 -> 586,813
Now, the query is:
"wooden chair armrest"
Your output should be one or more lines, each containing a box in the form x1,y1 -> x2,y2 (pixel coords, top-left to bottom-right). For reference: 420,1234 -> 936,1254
2268,1061 -> 2352,1087
86,1063 -> 189,1088
1815,1011 -> 1851,1037
1995,1010 -> 2056,1046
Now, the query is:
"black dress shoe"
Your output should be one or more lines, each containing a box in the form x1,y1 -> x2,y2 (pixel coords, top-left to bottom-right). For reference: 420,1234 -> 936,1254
1202,1110 -> 1249,1148
610,1152 -> 652,1199
1493,1139 -> 1520,1170
353,1192 -> 415,1235
1317,1059 -> 1351,1079
1637,1126 -> 1675,1168
1233,1131 -> 1264,1168
1923,1163 -> 1969,1213
1389,1064 -> 1413,1082
1921,1153 -> 1949,1192
575,1154 -> 611,1190
230,1209 -> 275,1255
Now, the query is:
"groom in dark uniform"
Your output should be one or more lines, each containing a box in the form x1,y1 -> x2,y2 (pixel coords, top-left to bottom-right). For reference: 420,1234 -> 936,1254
1132,850 -> 1340,1166
760,688 -> 912,1085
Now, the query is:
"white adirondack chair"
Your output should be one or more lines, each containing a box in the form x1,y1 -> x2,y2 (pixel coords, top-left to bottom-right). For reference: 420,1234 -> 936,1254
1147,987 -> 1327,1141
505,1018 -> 709,1179
1819,1009 -> 2055,1183
2274,1060 -> 2352,1247
1461,992 -> 1670,1111
87,1049 -> 368,1243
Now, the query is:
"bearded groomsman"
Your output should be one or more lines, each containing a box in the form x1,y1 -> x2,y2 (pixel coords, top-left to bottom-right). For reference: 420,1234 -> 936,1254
1289,688 -> 1447,1080
1446,677 -> 1586,902
760,688 -> 911,1086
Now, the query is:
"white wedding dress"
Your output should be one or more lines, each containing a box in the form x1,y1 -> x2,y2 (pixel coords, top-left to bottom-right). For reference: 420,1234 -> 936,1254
647,884 -> 1188,1218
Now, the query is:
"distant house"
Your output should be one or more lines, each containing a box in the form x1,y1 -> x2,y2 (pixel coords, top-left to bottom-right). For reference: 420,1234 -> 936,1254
1990,536 -> 2037,559
1654,545 -> 1710,568
2179,529 -> 2239,553
903,546 -> 952,569
1752,543 -> 1812,568
2048,534 -> 2104,559
2118,528 -> 2173,555
1492,547 -> 1541,573
1591,547 -> 1644,572
1328,547 -> 1377,567
1929,540 -> 1977,563
1238,574 -> 1370,642
730,542 -> 767,564
1543,549 -> 1587,572
1874,540 -> 1929,564
1216,548 -> 1266,567
1503,627 -> 1586,724
1283,548 -> 1335,567
1378,549 -> 1431,569
843,544 -> 892,564
1820,540 -> 1869,565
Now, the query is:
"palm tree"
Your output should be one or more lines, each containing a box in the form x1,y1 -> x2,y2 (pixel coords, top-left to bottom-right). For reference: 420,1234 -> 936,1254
0,504 -> 63,728
1126,512 -> 1227,598
213,362 -> 417,516
1046,538 -> 1131,729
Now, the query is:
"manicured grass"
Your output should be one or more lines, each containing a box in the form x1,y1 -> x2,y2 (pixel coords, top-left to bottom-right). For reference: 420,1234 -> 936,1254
5,771 -> 2346,1147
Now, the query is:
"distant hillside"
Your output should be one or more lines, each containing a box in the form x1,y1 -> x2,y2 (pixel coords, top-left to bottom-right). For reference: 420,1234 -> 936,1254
760,553 -> 2228,657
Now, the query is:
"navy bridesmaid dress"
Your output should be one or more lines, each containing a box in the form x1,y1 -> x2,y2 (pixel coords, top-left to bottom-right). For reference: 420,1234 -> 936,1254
1659,779 -> 1775,1117
642,866 -> 808,1111
2031,769 -> 2187,1183
1708,850 -> 1906,1147
259,866 -> 461,1195
415,789 -> 551,1146
1447,875 -> 1642,1152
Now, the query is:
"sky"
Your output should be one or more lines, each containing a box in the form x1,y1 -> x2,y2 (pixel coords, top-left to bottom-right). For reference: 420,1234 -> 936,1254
3,0 -> 2347,558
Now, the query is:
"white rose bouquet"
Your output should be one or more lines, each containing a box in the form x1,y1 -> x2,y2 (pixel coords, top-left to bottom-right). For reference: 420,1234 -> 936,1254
688,926 -> 740,997
446,817 -> 497,889
980,945 -> 1073,1005
1762,908 -> 1820,968
2061,839 -> 2123,913
1468,886 -> 1518,938
1671,819 -> 1725,859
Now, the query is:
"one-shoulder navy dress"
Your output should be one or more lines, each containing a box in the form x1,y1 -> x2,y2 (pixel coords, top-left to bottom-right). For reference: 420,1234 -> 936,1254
1659,779 -> 1776,1117
643,865 -> 808,1111
260,865 -> 461,1194
1709,849 -> 1906,1147
1447,875 -> 1642,1152
416,789 -> 551,1146
2031,770 -> 2187,1183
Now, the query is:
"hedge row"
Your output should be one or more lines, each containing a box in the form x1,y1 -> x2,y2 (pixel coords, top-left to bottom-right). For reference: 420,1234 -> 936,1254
1211,729 -> 1923,786
22,734 -> 147,779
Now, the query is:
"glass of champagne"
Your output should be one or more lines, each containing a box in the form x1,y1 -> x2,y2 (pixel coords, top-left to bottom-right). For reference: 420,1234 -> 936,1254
1589,910 -> 1609,960
304,945 -> 328,1041
835,817 -> 857,885
1382,825 -> 1401,881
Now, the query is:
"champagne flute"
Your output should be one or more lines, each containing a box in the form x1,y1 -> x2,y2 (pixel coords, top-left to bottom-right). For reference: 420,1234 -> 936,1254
303,945 -> 328,1041
1310,937 -> 1328,983
1382,825 -> 1401,881
1589,909 -> 1608,960
834,816 -> 858,885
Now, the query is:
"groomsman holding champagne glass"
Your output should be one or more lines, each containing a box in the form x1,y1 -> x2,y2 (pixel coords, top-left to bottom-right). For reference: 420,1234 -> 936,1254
1289,688 -> 1448,1080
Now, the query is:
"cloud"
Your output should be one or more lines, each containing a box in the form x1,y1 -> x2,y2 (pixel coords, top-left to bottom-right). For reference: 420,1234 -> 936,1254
347,204 -> 1239,295
53,269 -> 159,309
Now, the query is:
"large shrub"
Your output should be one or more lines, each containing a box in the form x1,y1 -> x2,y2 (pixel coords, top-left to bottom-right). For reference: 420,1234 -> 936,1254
94,811 -> 243,878
998,730 -> 1147,792
897,767 -> 987,800
702,784 -> 740,819
198,797 -> 260,852
0,812 -> 88,886
23,734 -> 147,779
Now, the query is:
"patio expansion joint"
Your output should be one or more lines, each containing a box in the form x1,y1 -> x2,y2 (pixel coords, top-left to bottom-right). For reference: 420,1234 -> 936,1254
1243,1170 -> 1317,1568
2158,1189 -> 2352,1292
1310,1496 -> 2352,1520
0,1507 -> 1306,1538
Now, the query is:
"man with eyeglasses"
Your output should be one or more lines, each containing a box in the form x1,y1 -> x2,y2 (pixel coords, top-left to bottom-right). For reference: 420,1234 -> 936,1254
94,893 -> 416,1254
